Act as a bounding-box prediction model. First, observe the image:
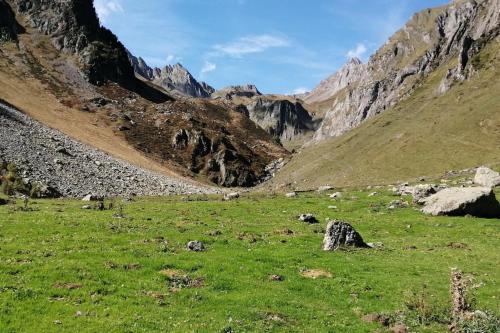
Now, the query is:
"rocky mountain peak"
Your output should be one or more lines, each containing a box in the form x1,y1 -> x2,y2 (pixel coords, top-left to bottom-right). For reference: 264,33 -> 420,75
347,57 -> 362,65
310,0 -> 500,142
213,84 -> 262,99
304,57 -> 366,104
126,51 -> 215,98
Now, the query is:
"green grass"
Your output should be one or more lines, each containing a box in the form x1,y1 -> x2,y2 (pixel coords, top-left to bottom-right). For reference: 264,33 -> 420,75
0,190 -> 498,332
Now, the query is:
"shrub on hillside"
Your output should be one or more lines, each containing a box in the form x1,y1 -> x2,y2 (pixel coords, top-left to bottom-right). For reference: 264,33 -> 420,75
0,162 -> 29,196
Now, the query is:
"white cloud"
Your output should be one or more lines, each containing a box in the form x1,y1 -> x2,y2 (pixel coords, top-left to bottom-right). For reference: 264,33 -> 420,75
95,0 -> 124,22
200,61 -> 217,76
290,87 -> 310,95
346,43 -> 367,59
214,34 -> 290,58
165,54 -> 175,64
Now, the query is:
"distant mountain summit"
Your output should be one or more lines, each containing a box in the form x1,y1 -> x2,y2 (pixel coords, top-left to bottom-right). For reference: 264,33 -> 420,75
304,57 -> 364,104
212,84 -> 262,99
307,0 -> 500,142
127,51 -> 215,98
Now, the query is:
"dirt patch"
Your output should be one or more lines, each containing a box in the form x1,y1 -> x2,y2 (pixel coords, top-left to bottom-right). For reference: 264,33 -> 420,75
159,269 -> 205,291
299,269 -> 332,279
274,228 -> 295,236
144,290 -> 166,301
447,242 -> 470,250
53,282 -> 83,290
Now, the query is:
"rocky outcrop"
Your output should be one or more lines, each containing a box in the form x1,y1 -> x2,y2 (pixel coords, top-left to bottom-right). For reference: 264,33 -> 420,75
0,0 -> 23,42
323,220 -> 368,251
308,0 -> 500,142
10,0 -> 132,85
245,98 -> 315,142
474,166 -> 500,187
0,101 -> 214,197
171,128 -> 260,187
152,63 -> 215,98
304,57 -> 364,104
212,83 -> 315,143
126,51 -> 154,81
212,85 -> 262,99
421,187 -> 500,218
6,0 -> 169,103
127,51 -> 214,98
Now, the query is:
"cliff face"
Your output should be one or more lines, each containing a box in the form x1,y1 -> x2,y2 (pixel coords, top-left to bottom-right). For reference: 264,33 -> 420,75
246,98 -> 315,142
212,85 -> 262,99
0,0 -> 23,42
10,0 -> 134,86
152,63 -> 215,98
308,0 -> 500,142
127,52 -> 215,98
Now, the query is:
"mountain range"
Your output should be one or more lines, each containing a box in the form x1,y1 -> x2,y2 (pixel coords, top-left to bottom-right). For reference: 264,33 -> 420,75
0,0 -> 499,195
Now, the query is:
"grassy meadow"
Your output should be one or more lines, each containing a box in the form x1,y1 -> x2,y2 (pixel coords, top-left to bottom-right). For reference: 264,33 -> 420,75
0,189 -> 498,332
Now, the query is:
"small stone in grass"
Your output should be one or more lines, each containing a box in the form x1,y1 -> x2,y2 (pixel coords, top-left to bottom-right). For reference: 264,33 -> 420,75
187,240 -> 205,252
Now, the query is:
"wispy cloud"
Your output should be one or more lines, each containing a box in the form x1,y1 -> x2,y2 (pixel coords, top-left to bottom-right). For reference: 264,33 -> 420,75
346,43 -> 367,59
200,61 -> 217,77
95,0 -> 124,22
213,34 -> 290,58
290,87 -> 310,95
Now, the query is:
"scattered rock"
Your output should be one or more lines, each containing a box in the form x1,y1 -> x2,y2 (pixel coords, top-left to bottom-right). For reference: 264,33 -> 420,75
394,183 -> 442,203
388,199 -> 409,209
368,192 -> 378,197
367,242 -> 384,249
186,241 -> 205,252
474,166 -> 500,188
82,194 -> 103,202
81,205 -> 92,210
285,192 -> 297,198
421,187 -> 500,218
0,198 -> 8,205
329,192 -> 342,199
322,220 -> 368,251
269,275 -> 284,281
328,205 -> 338,210
223,192 -> 240,201
298,214 -> 318,224
317,185 -> 334,192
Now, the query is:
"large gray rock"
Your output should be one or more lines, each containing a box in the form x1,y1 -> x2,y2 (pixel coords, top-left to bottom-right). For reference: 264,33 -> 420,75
474,167 -> 500,188
421,187 -> 500,218
323,220 -> 368,251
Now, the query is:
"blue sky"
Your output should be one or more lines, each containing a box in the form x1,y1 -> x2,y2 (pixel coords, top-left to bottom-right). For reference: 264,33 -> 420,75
95,0 -> 449,94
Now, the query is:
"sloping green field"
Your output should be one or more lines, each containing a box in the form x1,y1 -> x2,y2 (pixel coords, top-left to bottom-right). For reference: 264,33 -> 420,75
269,43 -> 500,190
0,189 -> 498,332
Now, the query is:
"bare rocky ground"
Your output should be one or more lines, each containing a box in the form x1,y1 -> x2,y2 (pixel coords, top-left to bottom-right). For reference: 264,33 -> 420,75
0,101 -> 218,197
